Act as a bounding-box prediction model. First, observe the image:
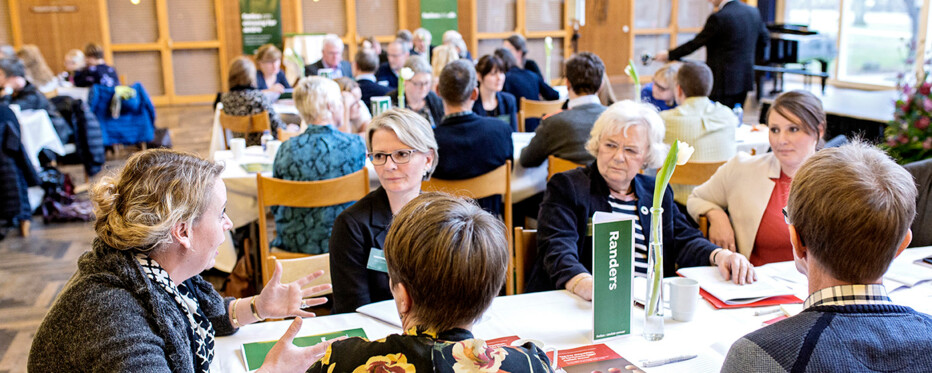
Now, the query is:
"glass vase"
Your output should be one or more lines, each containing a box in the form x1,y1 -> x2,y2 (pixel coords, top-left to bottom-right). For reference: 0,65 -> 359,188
644,207 -> 664,341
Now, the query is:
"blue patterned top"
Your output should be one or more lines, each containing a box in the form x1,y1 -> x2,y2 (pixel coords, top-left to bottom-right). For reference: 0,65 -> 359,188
271,125 -> 366,254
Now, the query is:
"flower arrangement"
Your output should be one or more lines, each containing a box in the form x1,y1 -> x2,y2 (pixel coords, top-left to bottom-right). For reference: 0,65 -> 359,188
885,72 -> 932,164
398,67 -> 415,109
645,140 -> 694,319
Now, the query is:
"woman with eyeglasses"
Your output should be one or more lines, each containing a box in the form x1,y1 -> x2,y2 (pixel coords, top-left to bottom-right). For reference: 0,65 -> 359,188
329,108 -> 438,313
386,57 -> 444,127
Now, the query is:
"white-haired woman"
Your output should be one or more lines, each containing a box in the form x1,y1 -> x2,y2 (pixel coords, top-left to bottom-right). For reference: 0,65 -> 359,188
526,101 -> 755,300
329,108 -> 438,313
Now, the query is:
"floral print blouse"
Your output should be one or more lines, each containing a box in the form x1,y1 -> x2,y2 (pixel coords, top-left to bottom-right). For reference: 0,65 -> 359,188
308,327 -> 554,373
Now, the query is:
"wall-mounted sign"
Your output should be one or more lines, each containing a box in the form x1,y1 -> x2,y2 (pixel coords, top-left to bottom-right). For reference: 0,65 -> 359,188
240,0 -> 282,55
31,5 -> 78,13
420,0 -> 457,47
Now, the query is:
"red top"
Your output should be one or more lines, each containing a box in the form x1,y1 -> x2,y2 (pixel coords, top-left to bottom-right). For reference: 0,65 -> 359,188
750,171 -> 794,266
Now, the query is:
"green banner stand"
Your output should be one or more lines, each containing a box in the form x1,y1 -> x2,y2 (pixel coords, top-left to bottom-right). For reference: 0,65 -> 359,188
420,0 -> 458,47
240,0 -> 283,55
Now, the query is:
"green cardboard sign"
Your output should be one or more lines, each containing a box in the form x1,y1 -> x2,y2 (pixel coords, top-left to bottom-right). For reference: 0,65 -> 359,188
240,0 -> 283,55
420,0 -> 458,47
591,212 -> 634,341
241,328 -> 367,371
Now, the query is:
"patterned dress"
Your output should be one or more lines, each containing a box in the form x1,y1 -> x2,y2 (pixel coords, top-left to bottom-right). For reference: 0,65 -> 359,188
271,124 -> 366,254
220,86 -> 285,146
308,327 -> 554,372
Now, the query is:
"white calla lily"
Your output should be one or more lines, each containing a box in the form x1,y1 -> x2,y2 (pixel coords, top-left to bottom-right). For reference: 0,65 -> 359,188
400,67 -> 415,80
675,141 -> 695,165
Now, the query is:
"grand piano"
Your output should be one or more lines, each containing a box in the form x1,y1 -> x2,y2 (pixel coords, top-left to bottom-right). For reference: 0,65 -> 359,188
755,24 -> 837,101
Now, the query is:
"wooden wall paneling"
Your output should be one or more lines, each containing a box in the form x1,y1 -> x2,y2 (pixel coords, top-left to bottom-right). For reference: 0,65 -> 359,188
516,0 -> 526,34
108,0 -> 159,44
17,0 -> 104,74
154,0 -> 174,102
578,0 -> 632,77
220,0 -> 242,68
345,0 -> 356,60
397,0 -> 407,30
460,0 -> 477,59
214,0 -> 228,92
354,0 -> 396,39
172,49 -> 221,96
0,0 -> 12,45
98,0 -> 112,63
167,0 -> 217,42
527,37 -> 565,82
526,0 -> 563,32
301,0 -> 346,35
477,0 -> 516,34
112,51 -> 165,95
7,0 -> 21,47
280,0 -> 300,34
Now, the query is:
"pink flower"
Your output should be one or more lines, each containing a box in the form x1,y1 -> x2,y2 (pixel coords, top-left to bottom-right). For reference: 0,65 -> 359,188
924,138 -> 932,150
918,116 -> 931,130
921,83 -> 932,95
899,134 -> 911,144
904,84 -> 912,95
888,138 -> 899,147
924,98 -> 932,112
901,99 -> 911,112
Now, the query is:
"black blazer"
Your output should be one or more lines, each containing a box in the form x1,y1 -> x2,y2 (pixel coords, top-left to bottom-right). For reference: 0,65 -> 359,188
386,89 -> 445,127
668,0 -> 768,97
304,59 -> 354,79
525,162 -> 716,293
525,59 -> 543,80
357,78 -> 391,110
329,187 -> 393,314
472,91 -> 518,132
375,63 -> 399,89
503,66 -> 560,132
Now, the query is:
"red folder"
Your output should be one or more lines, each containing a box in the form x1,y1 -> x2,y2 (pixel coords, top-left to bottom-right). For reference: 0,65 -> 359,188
699,288 -> 802,309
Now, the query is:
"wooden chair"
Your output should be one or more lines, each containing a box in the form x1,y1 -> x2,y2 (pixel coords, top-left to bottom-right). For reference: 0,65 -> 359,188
256,169 -> 370,286
269,254 -> 332,297
219,111 -> 272,149
43,88 -> 58,99
277,127 -> 302,142
547,155 -> 585,181
518,97 -> 566,132
669,161 -> 725,238
422,161 -> 514,294
514,227 -> 537,294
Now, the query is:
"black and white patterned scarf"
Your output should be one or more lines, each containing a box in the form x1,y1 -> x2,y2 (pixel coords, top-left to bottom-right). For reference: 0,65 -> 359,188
136,253 -> 215,372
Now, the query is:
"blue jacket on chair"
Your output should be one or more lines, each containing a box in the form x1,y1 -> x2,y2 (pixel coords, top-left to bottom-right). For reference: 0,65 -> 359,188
89,82 -> 155,146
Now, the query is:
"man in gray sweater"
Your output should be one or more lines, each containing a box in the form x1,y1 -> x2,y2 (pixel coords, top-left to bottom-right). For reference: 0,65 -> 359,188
722,142 -> 932,372
519,52 -> 606,168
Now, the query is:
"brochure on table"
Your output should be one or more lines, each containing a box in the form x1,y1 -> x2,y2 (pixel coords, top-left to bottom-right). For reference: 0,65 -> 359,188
241,328 -> 367,371
550,344 -> 641,372
591,211 -> 634,341
677,266 -> 802,308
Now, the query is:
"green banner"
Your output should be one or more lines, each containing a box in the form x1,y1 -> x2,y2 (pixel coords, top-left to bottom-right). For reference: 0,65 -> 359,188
420,0 -> 458,47
591,212 -> 634,341
240,0 -> 283,55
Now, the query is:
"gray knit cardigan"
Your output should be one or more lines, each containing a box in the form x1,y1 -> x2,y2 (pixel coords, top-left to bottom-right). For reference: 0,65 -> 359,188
28,239 -> 236,372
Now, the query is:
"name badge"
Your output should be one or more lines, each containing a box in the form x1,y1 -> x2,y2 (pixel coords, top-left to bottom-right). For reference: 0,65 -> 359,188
366,248 -> 388,273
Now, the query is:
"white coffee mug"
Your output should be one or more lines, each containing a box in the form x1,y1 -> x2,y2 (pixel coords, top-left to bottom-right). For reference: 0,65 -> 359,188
512,339 -> 558,371
229,138 -> 246,160
665,277 -> 699,322
266,140 -> 282,159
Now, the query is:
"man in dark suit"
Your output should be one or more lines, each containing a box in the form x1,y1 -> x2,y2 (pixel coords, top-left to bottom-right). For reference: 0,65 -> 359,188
305,33 -> 353,79
519,52 -> 607,168
375,40 -> 409,89
353,50 -> 390,110
656,0 -> 768,109
433,60 -> 513,214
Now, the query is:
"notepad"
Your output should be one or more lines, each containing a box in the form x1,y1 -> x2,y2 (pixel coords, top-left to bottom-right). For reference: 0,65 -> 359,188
677,267 -> 799,306
241,328 -> 367,371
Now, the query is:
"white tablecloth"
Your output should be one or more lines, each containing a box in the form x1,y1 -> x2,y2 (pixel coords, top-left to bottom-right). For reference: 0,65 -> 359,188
16,109 -> 65,169
735,124 -> 770,155
56,86 -> 90,102
212,246 -> 932,372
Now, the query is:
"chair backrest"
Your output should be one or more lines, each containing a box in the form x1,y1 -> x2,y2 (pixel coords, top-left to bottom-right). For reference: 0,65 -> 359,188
547,155 -> 585,181
668,161 -> 726,186
277,127 -> 302,142
43,88 -> 58,99
421,161 -> 514,294
256,168 -> 370,285
518,97 -> 566,132
514,227 -> 537,294
270,254 -> 332,296
219,111 -> 272,148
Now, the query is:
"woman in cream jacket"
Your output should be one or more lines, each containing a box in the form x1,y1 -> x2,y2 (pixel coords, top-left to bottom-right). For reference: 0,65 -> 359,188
687,90 -> 825,265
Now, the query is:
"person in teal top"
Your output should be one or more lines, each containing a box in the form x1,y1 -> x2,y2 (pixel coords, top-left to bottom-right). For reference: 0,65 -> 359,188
271,76 -> 366,254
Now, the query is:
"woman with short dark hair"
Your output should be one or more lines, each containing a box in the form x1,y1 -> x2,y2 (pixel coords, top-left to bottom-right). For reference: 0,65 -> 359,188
472,54 -> 518,131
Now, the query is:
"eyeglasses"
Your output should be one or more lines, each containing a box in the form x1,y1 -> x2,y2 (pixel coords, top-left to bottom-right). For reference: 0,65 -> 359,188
368,149 -> 420,165
408,80 -> 431,88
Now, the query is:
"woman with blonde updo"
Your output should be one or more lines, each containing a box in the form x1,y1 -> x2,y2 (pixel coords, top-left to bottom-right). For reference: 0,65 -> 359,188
16,45 -> 57,93
29,149 -> 336,373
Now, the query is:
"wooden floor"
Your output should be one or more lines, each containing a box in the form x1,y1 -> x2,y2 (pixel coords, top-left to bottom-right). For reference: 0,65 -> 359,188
0,82 -> 771,372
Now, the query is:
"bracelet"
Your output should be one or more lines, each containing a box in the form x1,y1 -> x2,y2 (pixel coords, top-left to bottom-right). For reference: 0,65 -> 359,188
711,249 -> 723,266
250,295 -> 264,321
568,274 -> 590,294
231,298 -> 242,328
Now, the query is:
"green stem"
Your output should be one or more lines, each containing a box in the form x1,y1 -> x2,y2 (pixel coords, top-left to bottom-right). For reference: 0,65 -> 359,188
646,141 -> 679,316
